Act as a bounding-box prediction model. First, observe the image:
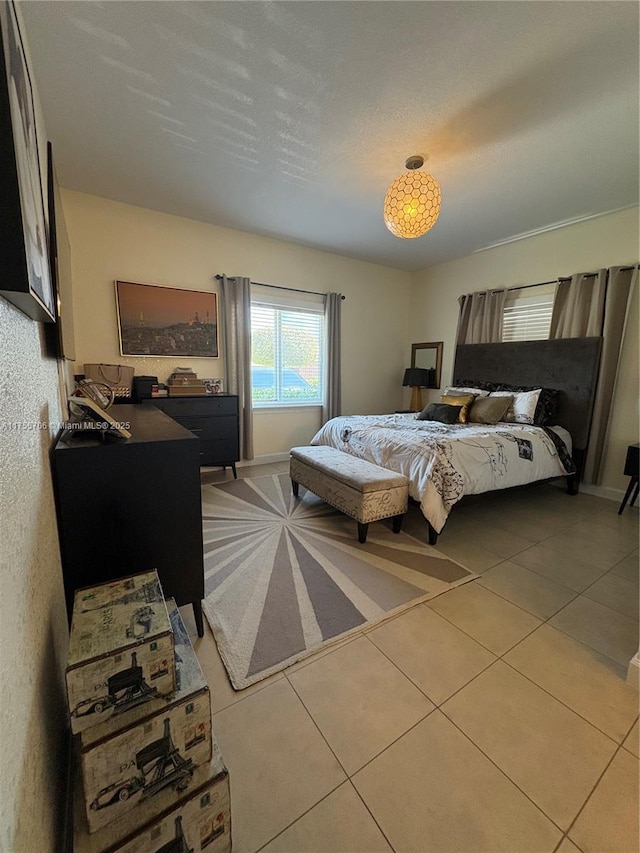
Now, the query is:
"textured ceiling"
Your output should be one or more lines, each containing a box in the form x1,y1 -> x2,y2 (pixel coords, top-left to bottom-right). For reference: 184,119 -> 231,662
21,1 -> 640,271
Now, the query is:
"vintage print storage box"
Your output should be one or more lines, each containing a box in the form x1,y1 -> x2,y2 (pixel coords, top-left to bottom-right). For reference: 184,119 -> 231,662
66,571 -> 176,735
80,602 -> 212,834
74,747 -> 230,853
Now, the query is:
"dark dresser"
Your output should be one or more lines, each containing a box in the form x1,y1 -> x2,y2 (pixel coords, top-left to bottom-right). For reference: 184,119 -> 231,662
149,394 -> 239,476
52,404 -> 205,635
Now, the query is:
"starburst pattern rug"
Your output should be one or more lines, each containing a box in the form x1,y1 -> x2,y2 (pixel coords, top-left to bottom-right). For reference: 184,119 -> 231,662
201,474 -> 477,689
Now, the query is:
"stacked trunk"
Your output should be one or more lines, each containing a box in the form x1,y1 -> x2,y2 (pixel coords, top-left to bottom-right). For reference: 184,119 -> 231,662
66,570 -> 231,853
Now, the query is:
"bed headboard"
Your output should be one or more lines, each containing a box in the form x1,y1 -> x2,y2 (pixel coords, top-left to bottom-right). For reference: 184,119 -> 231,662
453,337 -> 602,451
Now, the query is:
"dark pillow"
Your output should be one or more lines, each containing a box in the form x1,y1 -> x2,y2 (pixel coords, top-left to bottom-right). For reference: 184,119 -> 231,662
454,379 -> 559,425
417,403 -> 463,424
468,395 -> 513,425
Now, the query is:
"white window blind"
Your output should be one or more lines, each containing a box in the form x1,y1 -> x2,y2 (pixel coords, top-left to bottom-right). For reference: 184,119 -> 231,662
502,283 -> 557,342
251,296 -> 324,407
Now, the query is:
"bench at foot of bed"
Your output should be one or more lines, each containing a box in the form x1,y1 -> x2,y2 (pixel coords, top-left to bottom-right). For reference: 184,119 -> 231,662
289,445 -> 409,543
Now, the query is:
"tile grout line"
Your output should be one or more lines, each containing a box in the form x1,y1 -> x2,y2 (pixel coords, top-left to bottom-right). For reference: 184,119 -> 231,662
438,706 -> 567,838
282,669 -> 405,852
251,779 -> 349,853
431,570 -> 633,684
361,623 -> 497,711
560,739 -> 631,847
418,593 -> 636,745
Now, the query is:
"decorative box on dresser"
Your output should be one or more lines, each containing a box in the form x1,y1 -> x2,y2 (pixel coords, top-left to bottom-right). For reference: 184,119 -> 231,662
52,405 -> 206,636
149,394 -> 239,477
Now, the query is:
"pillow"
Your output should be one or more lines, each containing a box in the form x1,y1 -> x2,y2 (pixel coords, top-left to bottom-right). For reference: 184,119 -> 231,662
417,403 -> 463,424
444,385 -> 490,398
439,394 -> 475,423
490,384 -> 558,425
468,395 -> 513,425
489,389 -> 541,424
454,379 -> 494,391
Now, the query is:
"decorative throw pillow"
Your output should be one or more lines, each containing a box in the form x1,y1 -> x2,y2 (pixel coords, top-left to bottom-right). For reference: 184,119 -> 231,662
444,385 -> 490,398
468,395 -> 513,425
489,383 -> 559,425
439,394 -> 475,423
417,403 -> 463,424
489,389 -> 541,424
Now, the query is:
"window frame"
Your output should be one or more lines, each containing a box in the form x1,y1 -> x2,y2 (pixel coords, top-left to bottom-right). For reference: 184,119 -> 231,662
502,283 -> 557,342
250,296 -> 325,410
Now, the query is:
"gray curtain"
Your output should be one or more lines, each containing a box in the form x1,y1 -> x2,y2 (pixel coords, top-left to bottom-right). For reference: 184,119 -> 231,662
219,275 -> 253,460
550,266 -> 637,483
456,289 -> 507,344
583,266 -> 637,483
550,270 -> 607,338
323,292 -> 342,423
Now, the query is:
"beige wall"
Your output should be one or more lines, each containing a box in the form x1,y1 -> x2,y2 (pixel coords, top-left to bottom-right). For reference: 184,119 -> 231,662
408,207 -> 640,495
61,190 -> 413,457
0,7 -> 69,850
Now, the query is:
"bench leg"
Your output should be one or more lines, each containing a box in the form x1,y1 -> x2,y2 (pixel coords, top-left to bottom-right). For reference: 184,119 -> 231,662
392,513 -> 404,534
292,479 -> 299,497
357,522 -> 368,543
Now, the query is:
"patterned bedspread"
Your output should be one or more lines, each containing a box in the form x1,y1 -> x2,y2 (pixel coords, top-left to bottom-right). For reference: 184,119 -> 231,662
311,414 -> 574,533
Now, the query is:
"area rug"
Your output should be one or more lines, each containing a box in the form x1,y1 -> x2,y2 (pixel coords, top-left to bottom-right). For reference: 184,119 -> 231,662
201,474 -> 477,689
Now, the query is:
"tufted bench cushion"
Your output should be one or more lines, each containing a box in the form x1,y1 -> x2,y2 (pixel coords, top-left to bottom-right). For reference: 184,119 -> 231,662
289,445 -> 409,543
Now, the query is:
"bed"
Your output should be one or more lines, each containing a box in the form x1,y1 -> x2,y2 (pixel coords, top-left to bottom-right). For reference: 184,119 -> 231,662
311,337 -> 603,543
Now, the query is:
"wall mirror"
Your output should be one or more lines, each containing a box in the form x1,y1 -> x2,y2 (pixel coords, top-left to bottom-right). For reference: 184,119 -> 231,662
411,341 -> 443,388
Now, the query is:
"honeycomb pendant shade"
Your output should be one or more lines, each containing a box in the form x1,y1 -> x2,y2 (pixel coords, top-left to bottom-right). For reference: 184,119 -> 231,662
384,156 -> 441,239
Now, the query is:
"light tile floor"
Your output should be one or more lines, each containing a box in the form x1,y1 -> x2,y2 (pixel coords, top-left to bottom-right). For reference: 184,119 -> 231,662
184,463 -> 639,853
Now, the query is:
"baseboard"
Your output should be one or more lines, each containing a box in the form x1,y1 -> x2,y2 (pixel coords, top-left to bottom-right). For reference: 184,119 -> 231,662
239,452 -> 289,467
627,653 -> 640,690
578,483 -> 625,503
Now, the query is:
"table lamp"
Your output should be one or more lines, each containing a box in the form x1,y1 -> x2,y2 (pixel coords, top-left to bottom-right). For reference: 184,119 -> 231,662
402,367 -> 432,412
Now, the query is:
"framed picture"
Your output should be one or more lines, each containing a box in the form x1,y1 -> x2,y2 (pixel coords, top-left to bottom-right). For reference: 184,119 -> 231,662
203,378 -> 224,394
46,141 -> 75,358
115,280 -> 218,358
0,1 -> 55,322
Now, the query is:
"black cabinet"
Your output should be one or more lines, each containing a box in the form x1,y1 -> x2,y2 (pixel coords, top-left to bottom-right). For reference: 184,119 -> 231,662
52,405 -> 205,635
149,394 -> 239,476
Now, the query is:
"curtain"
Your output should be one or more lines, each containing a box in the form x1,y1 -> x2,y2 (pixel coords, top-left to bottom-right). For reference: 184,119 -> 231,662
219,275 -> 253,460
583,266 -> 637,483
550,271 -> 607,338
323,292 -> 342,423
549,266 -> 637,483
456,289 -> 507,344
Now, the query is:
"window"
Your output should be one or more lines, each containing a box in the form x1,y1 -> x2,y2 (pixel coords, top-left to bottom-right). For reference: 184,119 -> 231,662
251,293 -> 324,407
502,283 -> 556,342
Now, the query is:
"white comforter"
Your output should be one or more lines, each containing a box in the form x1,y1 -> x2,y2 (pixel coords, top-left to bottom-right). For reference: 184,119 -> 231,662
311,414 -> 573,533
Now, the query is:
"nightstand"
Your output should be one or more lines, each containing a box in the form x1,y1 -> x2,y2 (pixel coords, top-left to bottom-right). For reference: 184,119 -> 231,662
618,443 -> 639,515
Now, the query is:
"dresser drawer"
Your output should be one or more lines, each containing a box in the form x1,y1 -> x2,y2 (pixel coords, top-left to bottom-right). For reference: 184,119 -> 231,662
173,415 -> 237,440
147,396 -> 239,469
151,396 -> 238,417
199,439 -> 239,466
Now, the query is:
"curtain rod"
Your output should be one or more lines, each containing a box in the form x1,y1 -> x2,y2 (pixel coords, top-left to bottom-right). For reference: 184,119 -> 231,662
508,265 -> 637,293
215,275 -> 345,300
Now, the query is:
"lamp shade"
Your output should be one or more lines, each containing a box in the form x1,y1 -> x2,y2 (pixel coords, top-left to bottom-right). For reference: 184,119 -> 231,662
384,165 -> 441,239
402,367 -> 431,387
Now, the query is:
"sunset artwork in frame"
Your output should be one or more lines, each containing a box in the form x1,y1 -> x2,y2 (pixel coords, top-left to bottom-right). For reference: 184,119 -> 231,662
115,280 -> 218,358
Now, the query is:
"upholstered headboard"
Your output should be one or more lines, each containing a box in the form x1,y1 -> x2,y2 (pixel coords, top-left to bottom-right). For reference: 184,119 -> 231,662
453,337 -> 602,451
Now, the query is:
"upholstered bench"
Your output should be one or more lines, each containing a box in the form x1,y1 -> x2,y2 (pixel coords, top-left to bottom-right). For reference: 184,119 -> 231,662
289,445 -> 409,543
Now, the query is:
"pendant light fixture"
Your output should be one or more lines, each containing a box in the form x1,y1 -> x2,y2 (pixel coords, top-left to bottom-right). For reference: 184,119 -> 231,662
383,155 -> 441,239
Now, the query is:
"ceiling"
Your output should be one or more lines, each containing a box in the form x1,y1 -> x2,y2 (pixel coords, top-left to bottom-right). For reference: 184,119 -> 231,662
21,1 -> 640,272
